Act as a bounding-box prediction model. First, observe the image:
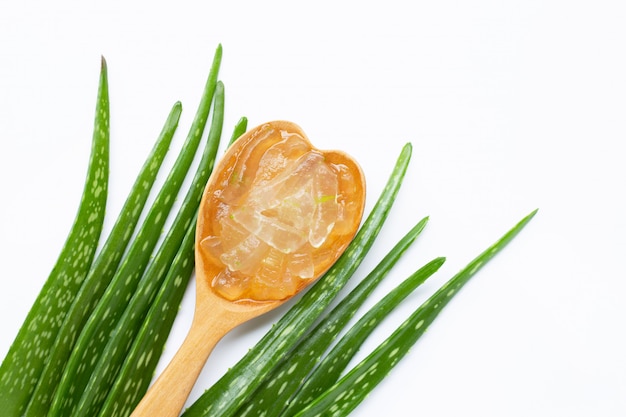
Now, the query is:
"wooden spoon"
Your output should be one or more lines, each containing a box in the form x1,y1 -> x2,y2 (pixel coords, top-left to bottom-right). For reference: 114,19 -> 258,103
130,121 -> 365,417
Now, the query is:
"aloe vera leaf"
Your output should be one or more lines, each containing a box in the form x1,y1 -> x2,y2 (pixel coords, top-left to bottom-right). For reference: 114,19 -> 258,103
293,209 -> 538,417
24,101 -> 182,417
236,217 -> 430,417
182,143 -> 413,417
98,109 -> 239,417
72,81 -> 225,417
228,116 -> 248,147
99,216 -> 198,417
49,46 -> 222,417
284,256 -> 446,415
0,57 -> 110,416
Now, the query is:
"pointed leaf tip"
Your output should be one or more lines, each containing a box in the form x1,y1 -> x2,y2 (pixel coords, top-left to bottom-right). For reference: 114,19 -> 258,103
522,208 -> 539,224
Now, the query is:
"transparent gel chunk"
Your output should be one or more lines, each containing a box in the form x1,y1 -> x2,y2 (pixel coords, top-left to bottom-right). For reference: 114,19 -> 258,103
262,181 -> 316,231
220,234 -> 269,274
288,251 -> 315,279
248,151 -> 325,211
309,163 -> 339,247
200,235 -> 222,263
212,269 -> 248,301
254,134 -> 310,186
218,214 -> 249,252
231,207 -> 307,254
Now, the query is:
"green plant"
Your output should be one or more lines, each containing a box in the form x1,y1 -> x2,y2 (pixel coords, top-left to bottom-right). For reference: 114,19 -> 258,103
48,48 -> 224,417
25,92 -> 182,417
0,45 -> 536,417
0,57 -> 110,417
291,209 -> 536,416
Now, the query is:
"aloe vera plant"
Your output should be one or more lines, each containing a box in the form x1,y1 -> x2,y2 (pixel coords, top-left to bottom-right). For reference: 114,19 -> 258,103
95,117 -> 247,417
282,256 -> 447,415
48,46 -> 223,417
100,216 -> 199,417
24,100 -> 182,417
0,57 -> 110,416
292,209 -> 537,417
71,81 -> 225,417
1,43 -> 537,417
93,116 -> 247,417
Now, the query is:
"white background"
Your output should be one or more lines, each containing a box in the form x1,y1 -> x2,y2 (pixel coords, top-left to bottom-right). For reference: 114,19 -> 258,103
1,1 -> 625,416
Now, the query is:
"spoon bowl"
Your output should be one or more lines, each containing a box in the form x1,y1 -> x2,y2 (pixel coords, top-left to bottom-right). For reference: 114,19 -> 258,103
130,121 -> 365,417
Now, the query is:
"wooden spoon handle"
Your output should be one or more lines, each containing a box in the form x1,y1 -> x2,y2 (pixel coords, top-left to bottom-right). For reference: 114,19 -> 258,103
130,318 -> 224,417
